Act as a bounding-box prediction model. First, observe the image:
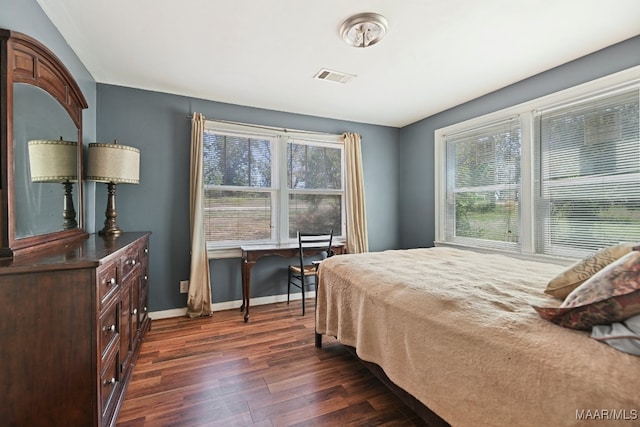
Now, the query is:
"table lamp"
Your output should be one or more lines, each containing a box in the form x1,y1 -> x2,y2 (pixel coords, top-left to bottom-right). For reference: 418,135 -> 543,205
28,138 -> 78,230
86,140 -> 140,236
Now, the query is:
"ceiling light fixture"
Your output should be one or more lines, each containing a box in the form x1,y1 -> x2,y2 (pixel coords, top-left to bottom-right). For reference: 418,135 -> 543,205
340,12 -> 388,48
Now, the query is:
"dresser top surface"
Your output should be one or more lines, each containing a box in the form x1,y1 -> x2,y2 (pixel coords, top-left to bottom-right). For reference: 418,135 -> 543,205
0,232 -> 150,274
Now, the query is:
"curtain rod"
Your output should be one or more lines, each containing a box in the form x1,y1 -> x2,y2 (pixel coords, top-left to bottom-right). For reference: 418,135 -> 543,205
187,114 -> 340,137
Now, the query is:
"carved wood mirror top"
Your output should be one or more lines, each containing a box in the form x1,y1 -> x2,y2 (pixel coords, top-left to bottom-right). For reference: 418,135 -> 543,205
1,29 -> 88,257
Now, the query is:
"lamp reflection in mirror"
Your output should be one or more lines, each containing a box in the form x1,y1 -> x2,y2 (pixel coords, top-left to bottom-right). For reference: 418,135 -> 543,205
86,140 -> 140,236
28,138 -> 78,230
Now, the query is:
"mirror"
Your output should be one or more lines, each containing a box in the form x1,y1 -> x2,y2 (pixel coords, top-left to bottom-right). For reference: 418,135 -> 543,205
13,83 -> 79,238
1,29 -> 88,257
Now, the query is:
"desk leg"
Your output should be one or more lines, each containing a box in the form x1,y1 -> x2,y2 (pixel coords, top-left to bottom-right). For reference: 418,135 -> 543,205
243,260 -> 254,323
240,258 -> 246,312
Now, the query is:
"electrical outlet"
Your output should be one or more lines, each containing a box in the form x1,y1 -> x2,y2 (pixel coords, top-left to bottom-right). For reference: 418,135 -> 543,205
179,280 -> 189,294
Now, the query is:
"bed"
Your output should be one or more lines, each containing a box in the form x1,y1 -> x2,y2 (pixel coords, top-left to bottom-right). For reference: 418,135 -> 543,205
314,246 -> 640,427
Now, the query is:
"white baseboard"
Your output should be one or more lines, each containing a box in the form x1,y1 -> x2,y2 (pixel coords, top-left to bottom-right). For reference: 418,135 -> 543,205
149,291 -> 315,320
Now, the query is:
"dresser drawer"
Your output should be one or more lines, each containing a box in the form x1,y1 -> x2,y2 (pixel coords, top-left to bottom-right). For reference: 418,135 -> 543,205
99,298 -> 119,359
100,348 -> 120,424
140,238 -> 149,265
121,244 -> 140,280
98,262 -> 119,309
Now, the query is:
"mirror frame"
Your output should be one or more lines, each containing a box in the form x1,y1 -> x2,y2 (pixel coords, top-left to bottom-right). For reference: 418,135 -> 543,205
0,29 -> 88,257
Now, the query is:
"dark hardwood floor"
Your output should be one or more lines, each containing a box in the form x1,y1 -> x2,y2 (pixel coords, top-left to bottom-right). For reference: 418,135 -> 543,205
116,300 -> 427,426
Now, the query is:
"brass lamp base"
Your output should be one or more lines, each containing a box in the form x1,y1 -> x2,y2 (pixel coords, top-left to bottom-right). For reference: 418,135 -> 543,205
99,181 -> 123,236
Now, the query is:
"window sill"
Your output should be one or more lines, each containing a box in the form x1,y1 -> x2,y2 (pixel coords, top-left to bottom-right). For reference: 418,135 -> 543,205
433,241 -> 574,266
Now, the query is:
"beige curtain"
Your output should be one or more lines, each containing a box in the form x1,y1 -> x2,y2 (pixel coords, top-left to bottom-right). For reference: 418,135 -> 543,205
343,132 -> 369,253
186,113 -> 212,317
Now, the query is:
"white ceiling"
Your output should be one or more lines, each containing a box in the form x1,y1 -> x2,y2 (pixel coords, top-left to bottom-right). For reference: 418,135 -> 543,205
37,0 -> 640,128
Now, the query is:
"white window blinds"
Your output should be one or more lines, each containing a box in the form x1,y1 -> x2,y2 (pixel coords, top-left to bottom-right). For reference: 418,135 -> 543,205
203,131 -> 275,244
445,117 -> 521,250
534,87 -> 640,258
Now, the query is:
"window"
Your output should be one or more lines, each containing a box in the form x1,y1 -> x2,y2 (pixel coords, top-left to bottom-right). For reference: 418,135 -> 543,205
203,122 -> 344,249
203,132 -> 275,244
287,139 -> 343,238
436,67 -> 640,259
444,117 -> 521,251
534,88 -> 640,258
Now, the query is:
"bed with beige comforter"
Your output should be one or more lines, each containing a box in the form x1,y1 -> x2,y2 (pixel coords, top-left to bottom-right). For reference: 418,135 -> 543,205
315,247 -> 640,427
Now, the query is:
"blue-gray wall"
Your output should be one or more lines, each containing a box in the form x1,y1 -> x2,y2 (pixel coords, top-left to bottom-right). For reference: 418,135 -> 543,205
398,35 -> 640,249
96,85 -> 400,311
6,0 -> 640,312
1,0 -> 98,232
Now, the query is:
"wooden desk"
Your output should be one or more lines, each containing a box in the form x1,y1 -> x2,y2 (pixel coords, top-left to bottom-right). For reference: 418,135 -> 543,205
240,242 -> 345,322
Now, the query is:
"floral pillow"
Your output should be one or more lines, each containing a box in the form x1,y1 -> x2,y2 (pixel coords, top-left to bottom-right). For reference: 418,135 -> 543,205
533,249 -> 640,330
544,242 -> 637,299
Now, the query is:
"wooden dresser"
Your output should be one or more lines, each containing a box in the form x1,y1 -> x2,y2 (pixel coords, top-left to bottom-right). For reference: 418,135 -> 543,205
0,232 -> 151,427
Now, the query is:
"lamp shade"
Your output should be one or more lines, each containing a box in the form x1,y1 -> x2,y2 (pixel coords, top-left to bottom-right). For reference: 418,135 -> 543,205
28,139 -> 78,182
86,142 -> 140,184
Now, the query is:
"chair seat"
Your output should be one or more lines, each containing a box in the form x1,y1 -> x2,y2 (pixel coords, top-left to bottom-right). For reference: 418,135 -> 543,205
289,264 -> 317,275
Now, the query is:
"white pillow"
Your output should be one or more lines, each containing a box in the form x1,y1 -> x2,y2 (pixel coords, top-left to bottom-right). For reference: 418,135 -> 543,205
591,314 -> 640,356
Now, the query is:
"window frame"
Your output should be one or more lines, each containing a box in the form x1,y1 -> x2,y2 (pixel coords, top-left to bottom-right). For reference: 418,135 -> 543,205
203,129 -> 279,248
442,115 -> 522,252
435,65 -> 640,260
202,120 -> 345,257
284,137 -> 346,242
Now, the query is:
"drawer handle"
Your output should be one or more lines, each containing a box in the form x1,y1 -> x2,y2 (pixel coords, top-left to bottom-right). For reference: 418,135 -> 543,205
144,248 -> 149,254
108,277 -> 116,286
103,377 -> 116,386
144,275 -> 148,281
143,306 -> 148,313
103,324 -> 116,333
127,259 -> 137,266
132,308 -> 138,315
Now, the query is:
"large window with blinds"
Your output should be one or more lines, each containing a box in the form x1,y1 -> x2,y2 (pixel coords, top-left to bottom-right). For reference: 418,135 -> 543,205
203,132 -> 275,243
202,122 -> 344,249
534,88 -> 640,258
435,68 -> 640,259
444,118 -> 521,251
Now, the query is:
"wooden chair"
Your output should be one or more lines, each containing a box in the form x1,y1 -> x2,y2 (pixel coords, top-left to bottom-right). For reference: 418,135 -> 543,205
287,231 -> 334,315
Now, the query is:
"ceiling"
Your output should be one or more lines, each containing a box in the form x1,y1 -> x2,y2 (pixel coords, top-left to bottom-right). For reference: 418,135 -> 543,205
37,0 -> 640,128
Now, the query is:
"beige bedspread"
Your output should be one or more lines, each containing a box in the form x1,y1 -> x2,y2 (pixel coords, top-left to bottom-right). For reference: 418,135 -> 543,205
315,247 -> 640,427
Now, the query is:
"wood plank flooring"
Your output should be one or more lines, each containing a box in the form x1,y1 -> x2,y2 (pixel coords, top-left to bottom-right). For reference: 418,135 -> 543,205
116,300 -> 427,427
